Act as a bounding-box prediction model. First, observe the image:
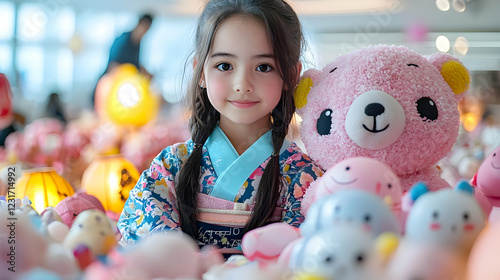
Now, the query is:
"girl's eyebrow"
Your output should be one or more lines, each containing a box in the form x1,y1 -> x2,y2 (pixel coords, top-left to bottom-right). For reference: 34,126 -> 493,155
210,52 -> 234,58
210,52 -> 275,59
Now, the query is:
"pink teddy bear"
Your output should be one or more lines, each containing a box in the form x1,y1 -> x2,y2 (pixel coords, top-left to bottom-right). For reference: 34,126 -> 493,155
295,45 -> 469,195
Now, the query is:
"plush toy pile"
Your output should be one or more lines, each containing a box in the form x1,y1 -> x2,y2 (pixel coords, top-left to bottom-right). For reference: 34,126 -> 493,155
1,45 -> 499,280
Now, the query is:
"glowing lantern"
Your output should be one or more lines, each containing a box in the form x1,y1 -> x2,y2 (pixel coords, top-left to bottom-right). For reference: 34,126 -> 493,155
458,96 -> 484,132
81,154 -> 139,214
15,168 -> 75,214
105,64 -> 160,127
94,73 -> 114,120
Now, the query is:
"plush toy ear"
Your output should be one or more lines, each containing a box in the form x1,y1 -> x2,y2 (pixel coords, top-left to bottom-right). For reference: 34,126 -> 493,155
454,179 -> 474,195
293,69 -> 321,110
409,181 -> 429,203
428,53 -> 470,100
294,77 -> 312,109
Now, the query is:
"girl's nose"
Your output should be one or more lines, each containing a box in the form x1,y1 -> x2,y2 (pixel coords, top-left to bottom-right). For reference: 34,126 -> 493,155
234,71 -> 253,93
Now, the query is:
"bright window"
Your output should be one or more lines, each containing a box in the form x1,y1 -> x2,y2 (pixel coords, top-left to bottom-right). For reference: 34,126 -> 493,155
0,44 -> 12,73
0,2 -> 15,40
16,45 -> 44,99
17,3 -> 47,42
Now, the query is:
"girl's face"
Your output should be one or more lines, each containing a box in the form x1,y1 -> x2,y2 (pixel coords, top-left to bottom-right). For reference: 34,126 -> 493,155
202,15 -> 283,132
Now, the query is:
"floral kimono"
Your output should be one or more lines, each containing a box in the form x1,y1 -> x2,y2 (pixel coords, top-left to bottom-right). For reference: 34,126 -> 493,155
117,126 -> 324,250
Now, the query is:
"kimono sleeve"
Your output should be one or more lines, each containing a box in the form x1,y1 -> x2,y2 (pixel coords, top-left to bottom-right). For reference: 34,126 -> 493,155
281,160 -> 324,227
117,146 -> 183,245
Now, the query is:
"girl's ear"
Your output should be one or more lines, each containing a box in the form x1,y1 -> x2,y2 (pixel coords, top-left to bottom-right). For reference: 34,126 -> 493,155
200,76 -> 206,88
283,62 -> 303,91
296,62 -> 303,79
193,58 -> 198,70
193,58 -> 206,88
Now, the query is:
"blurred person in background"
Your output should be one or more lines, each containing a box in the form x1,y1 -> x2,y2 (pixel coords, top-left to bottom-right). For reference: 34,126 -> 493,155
45,92 -> 67,125
91,14 -> 154,105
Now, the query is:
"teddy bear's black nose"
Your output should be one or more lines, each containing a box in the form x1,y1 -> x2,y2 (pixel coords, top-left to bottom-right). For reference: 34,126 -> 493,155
365,103 -> 385,117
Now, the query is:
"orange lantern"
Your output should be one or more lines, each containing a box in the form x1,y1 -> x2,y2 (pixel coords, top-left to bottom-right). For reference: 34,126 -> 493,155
80,154 -> 139,214
15,168 -> 75,214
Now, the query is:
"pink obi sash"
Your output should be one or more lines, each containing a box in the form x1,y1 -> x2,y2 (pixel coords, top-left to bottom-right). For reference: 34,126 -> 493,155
197,193 -> 283,227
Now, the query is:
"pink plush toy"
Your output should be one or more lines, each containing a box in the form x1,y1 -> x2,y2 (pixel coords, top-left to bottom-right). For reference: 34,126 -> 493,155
294,45 -> 469,194
302,157 -> 402,216
0,73 -> 14,131
471,145 -> 500,221
241,223 -> 301,266
55,191 -> 105,227
467,224 -> 500,280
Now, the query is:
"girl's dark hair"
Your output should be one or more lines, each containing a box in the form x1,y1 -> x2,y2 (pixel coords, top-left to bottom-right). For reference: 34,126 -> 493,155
177,0 -> 305,238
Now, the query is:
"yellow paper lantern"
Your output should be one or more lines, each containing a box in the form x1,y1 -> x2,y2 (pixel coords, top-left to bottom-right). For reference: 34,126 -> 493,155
105,64 -> 160,127
81,154 -> 139,214
15,168 -> 75,214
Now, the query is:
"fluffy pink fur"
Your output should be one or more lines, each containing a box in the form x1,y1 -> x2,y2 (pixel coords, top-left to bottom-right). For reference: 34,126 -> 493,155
298,45 -> 468,211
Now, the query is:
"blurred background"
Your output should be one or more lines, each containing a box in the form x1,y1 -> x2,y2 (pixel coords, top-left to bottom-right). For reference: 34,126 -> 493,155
0,0 -> 498,121
0,0 -> 499,189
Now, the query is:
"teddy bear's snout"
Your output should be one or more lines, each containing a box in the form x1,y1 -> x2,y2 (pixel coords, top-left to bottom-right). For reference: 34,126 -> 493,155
345,90 -> 406,150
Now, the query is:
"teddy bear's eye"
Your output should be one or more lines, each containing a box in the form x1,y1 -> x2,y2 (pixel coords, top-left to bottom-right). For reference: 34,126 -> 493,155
408,63 -> 419,67
329,67 -> 338,73
317,109 -> 333,136
416,97 -> 438,121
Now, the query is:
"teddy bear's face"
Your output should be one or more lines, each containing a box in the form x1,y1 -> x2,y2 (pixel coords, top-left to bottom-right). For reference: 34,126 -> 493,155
296,45 -> 468,176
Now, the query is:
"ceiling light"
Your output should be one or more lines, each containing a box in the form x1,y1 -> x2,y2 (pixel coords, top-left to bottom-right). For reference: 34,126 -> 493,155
453,36 -> 469,55
452,0 -> 466,12
291,0 -> 393,15
436,0 -> 450,11
436,35 -> 450,52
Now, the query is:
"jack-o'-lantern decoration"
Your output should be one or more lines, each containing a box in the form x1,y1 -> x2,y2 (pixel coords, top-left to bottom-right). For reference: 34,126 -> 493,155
15,168 -> 75,214
80,154 -> 139,213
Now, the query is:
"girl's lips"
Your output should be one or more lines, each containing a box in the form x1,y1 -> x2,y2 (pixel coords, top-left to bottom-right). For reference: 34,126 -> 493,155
229,100 -> 258,108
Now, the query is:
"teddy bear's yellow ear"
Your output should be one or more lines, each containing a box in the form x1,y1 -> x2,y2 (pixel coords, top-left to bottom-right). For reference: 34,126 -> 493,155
294,77 -> 313,109
440,60 -> 470,95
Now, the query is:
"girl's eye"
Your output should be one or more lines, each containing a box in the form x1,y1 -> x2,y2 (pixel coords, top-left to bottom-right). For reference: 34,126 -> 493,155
216,63 -> 232,71
256,64 -> 272,72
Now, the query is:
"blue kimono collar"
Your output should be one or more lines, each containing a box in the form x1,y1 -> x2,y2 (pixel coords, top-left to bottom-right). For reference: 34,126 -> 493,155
206,125 -> 289,201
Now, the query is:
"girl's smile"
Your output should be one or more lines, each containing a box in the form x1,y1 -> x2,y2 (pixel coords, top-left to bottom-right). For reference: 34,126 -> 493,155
229,100 -> 259,108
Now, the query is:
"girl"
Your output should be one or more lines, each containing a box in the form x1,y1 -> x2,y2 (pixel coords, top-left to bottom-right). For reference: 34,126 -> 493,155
117,0 -> 324,252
